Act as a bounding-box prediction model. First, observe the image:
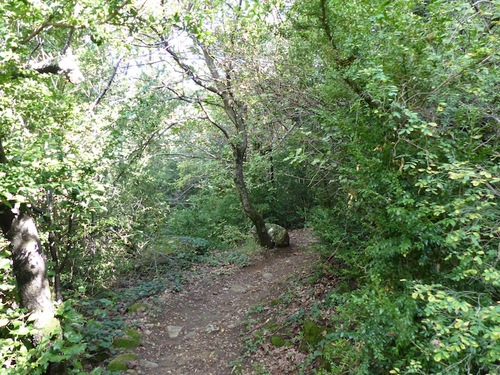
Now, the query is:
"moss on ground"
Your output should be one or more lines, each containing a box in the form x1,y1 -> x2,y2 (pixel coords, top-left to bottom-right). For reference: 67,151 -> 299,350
270,335 -> 286,347
302,319 -> 323,346
112,328 -> 141,349
107,352 -> 138,372
127,303 -> 149,313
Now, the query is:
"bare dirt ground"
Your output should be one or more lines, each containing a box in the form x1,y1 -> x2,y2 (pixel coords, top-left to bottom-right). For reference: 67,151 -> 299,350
131,229 -> 319,375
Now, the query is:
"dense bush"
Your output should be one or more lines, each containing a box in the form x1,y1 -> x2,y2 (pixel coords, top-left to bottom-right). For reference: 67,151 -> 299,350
288,0 -> 500,373
166,190 -> 248,246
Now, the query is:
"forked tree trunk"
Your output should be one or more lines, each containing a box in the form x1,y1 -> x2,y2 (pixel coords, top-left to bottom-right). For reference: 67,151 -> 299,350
0,205 -> 59,344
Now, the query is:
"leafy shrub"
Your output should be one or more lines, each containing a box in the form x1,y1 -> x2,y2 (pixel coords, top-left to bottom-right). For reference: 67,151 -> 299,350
166,191 -> 248,245
170,236 -> 212,255
0,296 -> 89,374
410,284 -> 500,374
247,149 -> 315,229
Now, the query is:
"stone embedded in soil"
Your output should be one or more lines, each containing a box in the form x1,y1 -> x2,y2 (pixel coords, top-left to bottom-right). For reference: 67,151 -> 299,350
167,325 -> 183,338
127,360 -> 139,369
184,330 -> 198,339
205,323 -> 220,333
108,353 -> 138,372
262,272 -> 274,280
230,284 -> 247,293
113,329 -> 141,349
140,359 -> 160,369
128,303 -> 149,313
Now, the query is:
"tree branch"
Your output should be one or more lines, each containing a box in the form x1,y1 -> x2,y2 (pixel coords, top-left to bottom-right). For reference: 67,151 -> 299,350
162,41 -> 220,95
319,0 -> 376,109
164,86 -> 196,104
113,123 -> 177,184
199,43 -> 243,130
198,101 -> 230,140
89,54 -> 123,112
0,138 -> 7,164
30,50 -> 85,84
62,28 -> 75,55
159,84 -> 225,110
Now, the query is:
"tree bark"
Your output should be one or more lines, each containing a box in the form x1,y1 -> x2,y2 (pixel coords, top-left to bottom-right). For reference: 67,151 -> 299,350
9,50 -> 85,85
47,231 -> 63,303
1,140 -> 58,342
0,204 -> 59,344
198,45 -> 273,248
31,50 -> 85,84
0,138 -> 7,163
232,146 -> 273,248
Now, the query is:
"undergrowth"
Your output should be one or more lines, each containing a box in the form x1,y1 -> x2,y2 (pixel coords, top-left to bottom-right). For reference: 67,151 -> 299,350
73,236 -> 262,372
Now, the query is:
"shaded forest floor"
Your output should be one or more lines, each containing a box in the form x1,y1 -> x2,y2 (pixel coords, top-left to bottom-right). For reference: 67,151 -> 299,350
123,229 -> 321,374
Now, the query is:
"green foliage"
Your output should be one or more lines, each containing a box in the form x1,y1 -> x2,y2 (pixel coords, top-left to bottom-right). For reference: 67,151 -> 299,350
285,0 -> 500,373
324,287 -> 420,374
0,297 -> 88,374
1,242 -> 82,374
412,284 -> 499,373
2,0 -> 498,373
167,190 -> 248,246
301,319 -> 324,347
270,335 -> 286,348
318,339 -> 362,375
0,0 -> 133,370
247,149 -> 315,228
170,236 -> 212,255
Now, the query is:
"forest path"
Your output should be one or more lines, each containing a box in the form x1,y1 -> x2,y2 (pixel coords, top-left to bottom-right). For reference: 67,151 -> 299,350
132,229 -> 319,375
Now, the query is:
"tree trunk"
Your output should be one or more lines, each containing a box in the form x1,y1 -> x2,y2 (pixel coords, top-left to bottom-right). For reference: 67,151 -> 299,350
165,40 -> 274,249
232,146 -> 273,248
48,231 -> 63,303
0,204 -> 59,344
46,189 -> 63,303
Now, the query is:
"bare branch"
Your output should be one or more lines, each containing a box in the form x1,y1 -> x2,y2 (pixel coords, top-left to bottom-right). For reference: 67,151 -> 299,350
113,122 -> 177,184
199,43 -> 243,129
163,42 -> 221,95
198,101 -> 231,140
485,182 -> 500,198
89,54 -> 124,112
159,86 -> 225,111
164,86 -> 196,104
62,28 -> 75,55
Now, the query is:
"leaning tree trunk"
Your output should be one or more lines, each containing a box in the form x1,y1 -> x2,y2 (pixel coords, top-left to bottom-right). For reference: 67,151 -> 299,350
165,41 -> 274,248
0,204 -> 59,344
232,146 -> 273,249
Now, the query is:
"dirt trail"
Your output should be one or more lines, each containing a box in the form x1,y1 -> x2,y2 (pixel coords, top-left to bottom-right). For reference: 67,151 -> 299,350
133,230 -> 318,375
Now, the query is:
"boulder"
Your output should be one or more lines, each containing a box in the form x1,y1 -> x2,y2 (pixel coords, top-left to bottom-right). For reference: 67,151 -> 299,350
253,223 -> 290,248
